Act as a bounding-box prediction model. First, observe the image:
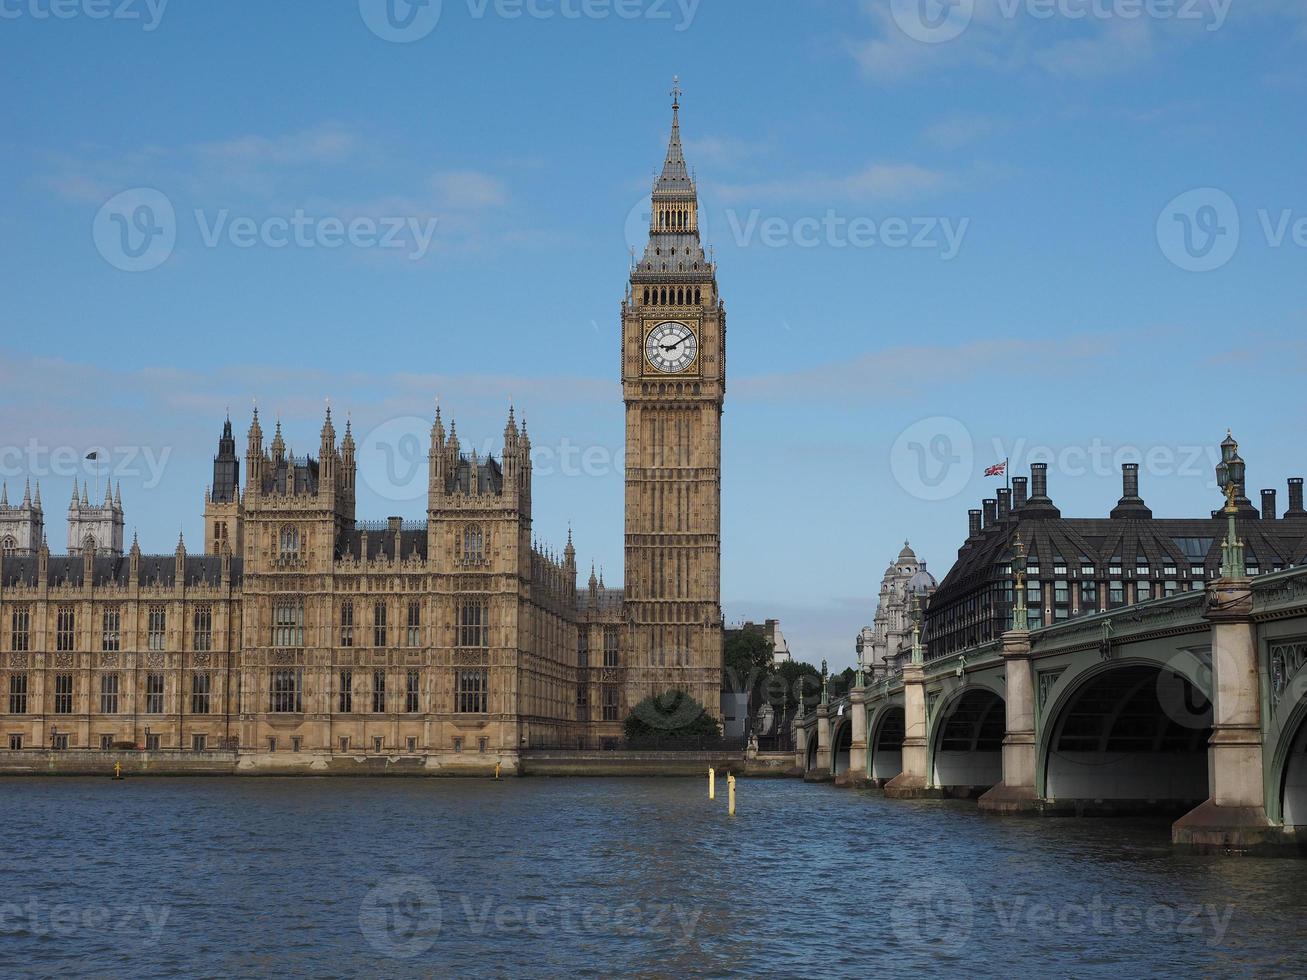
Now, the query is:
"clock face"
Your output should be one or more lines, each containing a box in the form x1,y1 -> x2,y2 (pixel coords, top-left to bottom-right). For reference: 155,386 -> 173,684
645,321 -> 698,374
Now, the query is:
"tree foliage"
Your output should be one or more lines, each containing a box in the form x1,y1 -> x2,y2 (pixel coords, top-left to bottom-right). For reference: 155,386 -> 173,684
624,690 -> 722,743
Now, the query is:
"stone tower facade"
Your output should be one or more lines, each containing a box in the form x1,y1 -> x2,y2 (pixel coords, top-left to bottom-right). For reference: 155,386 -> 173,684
204,415 -> 244,557
621,83 -> 725,714
67,481 -> 124,557
0,481 -> 43,556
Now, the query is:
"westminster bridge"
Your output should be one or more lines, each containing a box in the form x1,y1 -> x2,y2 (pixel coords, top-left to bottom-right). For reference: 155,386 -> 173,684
793,566 -> 1307,854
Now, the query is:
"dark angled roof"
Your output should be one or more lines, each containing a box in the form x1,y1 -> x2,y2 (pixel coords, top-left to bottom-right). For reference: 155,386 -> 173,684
444,456 -> 503,497
1,554 -> 241,589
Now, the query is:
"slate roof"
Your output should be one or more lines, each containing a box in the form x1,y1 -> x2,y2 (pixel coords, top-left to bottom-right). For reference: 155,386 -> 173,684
1,554 -> 242,588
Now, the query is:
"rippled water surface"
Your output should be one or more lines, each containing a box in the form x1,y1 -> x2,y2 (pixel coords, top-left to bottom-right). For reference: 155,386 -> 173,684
1,776 -> 1305,978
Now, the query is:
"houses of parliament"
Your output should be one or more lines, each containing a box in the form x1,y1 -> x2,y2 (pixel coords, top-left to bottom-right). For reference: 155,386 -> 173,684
0,89 -> 725,770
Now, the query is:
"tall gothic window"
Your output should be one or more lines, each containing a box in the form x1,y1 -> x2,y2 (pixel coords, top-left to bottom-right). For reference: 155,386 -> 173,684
10,607 -> 30,652
1,536 -> 16,555
53,673 -> 74,714
102,607 -> 121,652
577,630 -> 589,668
99,673 -> 120,714
405,670 -> 420,713
603,629 -> 619,668
145,673 -> 164,714
191,672 -> 211,714
272,600 -> 304,648
461,525 -> 485,563
193,605 -> 213,653
148,606 -> 167,651
340,600 -> 354,648
56,606 -> 75,652
372,670 -> 386,713
338,670 -> 353,713
279,525 -> 300,560
458,599 -> 488,648
373,602 -> 387,647
269,670 -> 303,713
8,673 -> 28,714
601,685 -> 619,722
406,601 -> 421,648
455,669 -> 487,714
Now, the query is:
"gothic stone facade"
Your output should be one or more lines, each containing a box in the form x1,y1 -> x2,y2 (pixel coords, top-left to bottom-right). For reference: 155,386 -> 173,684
0,93 -> 724,770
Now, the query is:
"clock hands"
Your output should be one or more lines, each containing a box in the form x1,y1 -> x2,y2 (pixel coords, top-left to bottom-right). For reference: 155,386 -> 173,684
659,337 -> 688,352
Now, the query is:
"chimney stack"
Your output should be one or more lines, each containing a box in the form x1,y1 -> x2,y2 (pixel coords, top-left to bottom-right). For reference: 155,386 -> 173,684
1022,464 -> 1061,518
968,509 -> 983,540
1110,462 -> 1153,519
1288,478 -> 1305,516
1123,463 -> 1139,499
1031,463 -> 1048,500
983,498 -> 997,528
1012,477 -> 1028,510
1261,489 -> 1277,521
997,487 -> 1012,519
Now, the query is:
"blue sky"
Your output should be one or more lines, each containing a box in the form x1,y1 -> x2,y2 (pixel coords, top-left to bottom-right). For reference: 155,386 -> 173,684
1,0 -> 1305,667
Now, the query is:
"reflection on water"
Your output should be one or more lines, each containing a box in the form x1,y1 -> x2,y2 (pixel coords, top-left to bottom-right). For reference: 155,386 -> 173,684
0,777 -> 1304,978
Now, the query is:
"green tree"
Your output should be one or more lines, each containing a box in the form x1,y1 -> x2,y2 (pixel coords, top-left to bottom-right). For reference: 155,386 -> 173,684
723,628 -> 774,693
764,660 -> 823,715
624,690 -> 722,744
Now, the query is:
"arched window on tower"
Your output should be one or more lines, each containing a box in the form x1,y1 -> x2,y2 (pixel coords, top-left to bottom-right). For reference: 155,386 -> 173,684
462,524 -> 485,563
694,287 -> 701,304
1,536 -> 16,556
279,525 -> 300,560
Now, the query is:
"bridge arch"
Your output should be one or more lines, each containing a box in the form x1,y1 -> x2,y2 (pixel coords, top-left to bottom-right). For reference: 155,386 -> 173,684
1041,657 -> 1212,811
1270,686 -> 1307,826
868,703 -> 905,783
830,716 -> 852,776
804,727 -> 819,774
930,683 -> 1005,796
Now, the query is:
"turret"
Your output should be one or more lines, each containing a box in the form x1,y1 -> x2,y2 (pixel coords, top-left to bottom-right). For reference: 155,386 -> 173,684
319,403 -> 337,485
246,408 -> 265,493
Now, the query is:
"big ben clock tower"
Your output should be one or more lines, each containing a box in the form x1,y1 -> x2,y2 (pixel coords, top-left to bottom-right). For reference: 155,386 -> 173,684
622,80 -> 725,715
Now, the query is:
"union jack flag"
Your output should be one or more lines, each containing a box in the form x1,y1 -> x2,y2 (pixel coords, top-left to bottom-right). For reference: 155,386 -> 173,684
984,460 -> 1007,478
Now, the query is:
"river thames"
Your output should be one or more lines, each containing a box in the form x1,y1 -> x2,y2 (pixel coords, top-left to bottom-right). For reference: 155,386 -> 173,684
1,776 -> 1304,978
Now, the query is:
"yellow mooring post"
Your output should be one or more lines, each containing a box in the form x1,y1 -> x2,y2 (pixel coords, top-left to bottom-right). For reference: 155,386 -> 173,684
708,767 -> 715,800
113,761 -> 122,780
728,773 -> 736,816
495,761 -> 502,780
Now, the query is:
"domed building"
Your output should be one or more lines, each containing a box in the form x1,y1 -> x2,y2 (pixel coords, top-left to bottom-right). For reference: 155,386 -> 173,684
856,541 -> 938,679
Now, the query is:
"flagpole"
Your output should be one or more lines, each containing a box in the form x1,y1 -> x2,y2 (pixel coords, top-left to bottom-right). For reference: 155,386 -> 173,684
1006,457 -> 1011,492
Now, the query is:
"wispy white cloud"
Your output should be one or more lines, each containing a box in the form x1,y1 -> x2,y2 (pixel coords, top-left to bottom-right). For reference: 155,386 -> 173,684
923,113 -> 1000,150
429,170 -> 509,210
735,334 -> 1112,402
711,162 -> 950,206
195,122 -> 359,167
